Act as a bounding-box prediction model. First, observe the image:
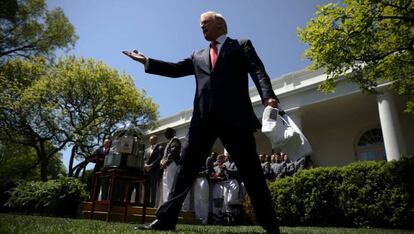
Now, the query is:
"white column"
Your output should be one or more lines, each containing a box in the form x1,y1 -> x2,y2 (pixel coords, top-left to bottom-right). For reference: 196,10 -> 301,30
377,91 -> 406,161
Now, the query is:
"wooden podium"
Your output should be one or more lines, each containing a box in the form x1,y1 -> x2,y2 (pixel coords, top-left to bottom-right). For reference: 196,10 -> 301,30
89,168 -> 147,223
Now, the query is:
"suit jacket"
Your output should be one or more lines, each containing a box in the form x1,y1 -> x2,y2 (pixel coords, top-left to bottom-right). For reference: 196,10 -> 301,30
162,137 -> 181,167
144,143 -> 164,174
91,146 -> 110,171
146,37 -> 277,130
206,156 -> 216,175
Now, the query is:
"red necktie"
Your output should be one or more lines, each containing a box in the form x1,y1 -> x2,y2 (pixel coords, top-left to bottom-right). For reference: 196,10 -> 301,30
210,41 -> 218,69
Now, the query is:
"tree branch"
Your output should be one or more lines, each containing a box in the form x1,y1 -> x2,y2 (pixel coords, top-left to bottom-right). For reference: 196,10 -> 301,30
378,15 -> 414,22
0,44 -> 35,57
378,0 -> 411,10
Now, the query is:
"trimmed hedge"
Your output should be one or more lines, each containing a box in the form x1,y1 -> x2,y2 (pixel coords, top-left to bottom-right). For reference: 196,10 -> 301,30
5,176 -> 88,217
266,157 -> 414,228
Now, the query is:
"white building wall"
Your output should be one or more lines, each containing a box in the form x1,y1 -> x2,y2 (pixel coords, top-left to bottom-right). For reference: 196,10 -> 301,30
397,98 -> 414,157
306,115 -> 381,166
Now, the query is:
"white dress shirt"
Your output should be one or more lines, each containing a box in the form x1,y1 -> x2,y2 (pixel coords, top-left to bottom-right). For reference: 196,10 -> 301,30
214,34 -> 227,55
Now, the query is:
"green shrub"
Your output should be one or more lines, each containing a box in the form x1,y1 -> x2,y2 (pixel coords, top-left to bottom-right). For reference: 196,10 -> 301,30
5,176 -> 88,217
338,158 -> 414,228
267,157 -> 414,228
270,167 -> 346,226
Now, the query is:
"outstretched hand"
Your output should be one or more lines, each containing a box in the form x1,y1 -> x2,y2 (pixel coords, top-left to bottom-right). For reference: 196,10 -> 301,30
122,49 -> 147,64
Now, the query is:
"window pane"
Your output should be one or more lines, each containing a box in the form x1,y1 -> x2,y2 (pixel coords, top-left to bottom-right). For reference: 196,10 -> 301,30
356,128 -> 385,161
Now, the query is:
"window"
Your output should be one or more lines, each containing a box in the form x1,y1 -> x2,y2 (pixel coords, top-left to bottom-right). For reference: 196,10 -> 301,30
356,128 -> 386,161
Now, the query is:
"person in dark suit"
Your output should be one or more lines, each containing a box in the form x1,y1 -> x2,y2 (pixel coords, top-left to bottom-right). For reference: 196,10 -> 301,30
123,11 -> 280,234
159,128 -> 182,204
263,154 -> 276,180
91,139 -> 111,171
206,151 -> 218,176
143,135 -> 164,207
90,138 -> 111,200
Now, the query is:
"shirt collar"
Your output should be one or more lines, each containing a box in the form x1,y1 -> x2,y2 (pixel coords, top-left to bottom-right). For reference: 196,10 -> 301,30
215,34 -> 227,45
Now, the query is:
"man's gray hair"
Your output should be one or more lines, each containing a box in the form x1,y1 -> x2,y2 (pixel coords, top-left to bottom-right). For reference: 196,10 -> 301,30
201,11 -> 228,33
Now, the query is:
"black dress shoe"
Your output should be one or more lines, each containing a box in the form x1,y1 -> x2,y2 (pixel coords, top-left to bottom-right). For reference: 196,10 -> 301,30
134,219 -> 175,231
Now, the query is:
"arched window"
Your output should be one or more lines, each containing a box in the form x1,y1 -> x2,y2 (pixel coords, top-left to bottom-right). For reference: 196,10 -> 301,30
356,128 -> 386,161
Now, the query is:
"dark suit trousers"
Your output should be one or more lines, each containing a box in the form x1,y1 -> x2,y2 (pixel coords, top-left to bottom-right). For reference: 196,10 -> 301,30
146,170 -> 162,206
156,118 -> 279,230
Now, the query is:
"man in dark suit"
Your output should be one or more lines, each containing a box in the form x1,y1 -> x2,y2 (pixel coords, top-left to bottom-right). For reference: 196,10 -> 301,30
159,128 -> 181,204
123,11 -> 280,234
91,139 -> 111,171
90,138 -> 111,200
206,151 -> 218,176
143,135 -> 164,207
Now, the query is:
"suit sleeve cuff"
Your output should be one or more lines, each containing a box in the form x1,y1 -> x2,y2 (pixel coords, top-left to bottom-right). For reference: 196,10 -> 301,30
144,56 -> 149,69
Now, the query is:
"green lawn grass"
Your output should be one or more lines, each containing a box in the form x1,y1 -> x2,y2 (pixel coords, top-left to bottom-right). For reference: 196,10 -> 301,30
0,214 -> 413,234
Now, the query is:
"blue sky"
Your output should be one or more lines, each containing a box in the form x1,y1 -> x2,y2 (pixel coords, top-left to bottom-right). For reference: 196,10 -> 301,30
46,0 -> 333,169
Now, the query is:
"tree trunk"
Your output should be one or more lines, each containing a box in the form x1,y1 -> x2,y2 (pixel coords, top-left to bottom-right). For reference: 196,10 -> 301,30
38,141 -> 49,181
67,145 -> 77,177
39,156 -> 49,181
30,144 -> 47,181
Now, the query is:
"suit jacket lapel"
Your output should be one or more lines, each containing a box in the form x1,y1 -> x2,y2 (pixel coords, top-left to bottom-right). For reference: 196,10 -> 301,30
196,37 -> 233,73
217,38 -> 231,61
196,48 -> 211,74
213,38 -> 232,71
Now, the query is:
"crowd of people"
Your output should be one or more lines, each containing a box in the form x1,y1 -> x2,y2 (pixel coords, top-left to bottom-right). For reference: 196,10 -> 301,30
91,128 -> 312,225
259,152 -> 311,181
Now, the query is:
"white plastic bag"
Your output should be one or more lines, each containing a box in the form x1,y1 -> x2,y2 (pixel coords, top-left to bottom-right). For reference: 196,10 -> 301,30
262,106 -> 312,161
262,106 -> 300,148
